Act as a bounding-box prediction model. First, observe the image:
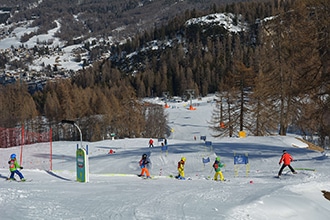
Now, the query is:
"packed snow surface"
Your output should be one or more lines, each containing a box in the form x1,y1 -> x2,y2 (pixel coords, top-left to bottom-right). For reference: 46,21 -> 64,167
1,96 -> 329,219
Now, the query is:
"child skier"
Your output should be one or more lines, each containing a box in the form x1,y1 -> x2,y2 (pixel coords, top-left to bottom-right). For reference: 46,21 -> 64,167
176,157 -> 186,180
8,154 -> 25,181
278,150 -> 297,177
213,156 -> 225,181
138,154 -> 151,178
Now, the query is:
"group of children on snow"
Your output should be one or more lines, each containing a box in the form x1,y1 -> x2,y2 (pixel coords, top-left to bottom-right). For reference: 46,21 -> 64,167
138,154 -> 226,181
138,149 -> 297,180
6,148 -> 295,182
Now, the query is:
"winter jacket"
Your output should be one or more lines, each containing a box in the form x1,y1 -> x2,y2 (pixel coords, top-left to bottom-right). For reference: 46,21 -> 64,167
8,159 -> 21,172
213,160 -> 224,172
279,152 -> 293,165
178,160 -> 185,171
139,158 -> 150,169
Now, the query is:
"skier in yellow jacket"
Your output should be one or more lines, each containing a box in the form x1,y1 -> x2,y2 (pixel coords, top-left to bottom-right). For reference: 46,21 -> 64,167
176,157 -> 186,180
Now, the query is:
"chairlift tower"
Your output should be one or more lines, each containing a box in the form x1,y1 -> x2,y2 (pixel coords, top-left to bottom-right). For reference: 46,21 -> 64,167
186,89 -> 196,110
163,91 -> 170,108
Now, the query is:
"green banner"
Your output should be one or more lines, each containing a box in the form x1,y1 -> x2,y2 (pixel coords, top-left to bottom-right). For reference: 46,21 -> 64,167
76,148 -> 88,182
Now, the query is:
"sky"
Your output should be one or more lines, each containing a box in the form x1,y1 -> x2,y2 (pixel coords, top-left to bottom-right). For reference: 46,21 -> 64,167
1,95 -> 330,220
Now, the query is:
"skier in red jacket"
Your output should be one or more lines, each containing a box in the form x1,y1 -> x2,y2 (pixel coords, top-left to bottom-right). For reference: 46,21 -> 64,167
148,138 -> 154,148
278,150 -> 297,177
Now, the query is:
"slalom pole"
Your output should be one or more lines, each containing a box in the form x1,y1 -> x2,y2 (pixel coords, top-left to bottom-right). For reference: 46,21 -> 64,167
295,168 -> 316,171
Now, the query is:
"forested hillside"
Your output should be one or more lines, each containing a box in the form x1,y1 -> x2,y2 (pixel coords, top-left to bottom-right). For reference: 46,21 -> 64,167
0,0 -> 328,148
0,0 -> 259,43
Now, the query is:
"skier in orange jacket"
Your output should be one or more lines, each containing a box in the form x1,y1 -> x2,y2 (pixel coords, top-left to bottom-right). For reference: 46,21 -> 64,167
278,150 -> 297,177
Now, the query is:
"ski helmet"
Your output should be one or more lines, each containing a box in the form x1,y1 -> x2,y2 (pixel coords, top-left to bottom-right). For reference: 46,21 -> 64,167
216,157 -> 220,161
142,154 -> 147,158
10,154 -> 16,159
181,157 -> 186,162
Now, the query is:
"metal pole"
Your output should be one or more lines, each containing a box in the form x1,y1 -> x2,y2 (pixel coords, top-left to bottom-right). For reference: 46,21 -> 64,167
61,120 -> 83,149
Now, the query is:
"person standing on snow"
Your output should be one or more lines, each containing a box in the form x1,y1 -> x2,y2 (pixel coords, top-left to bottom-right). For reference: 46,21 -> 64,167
176,157 -> 186,180
138,154 -> 151,178
278,150 -> 297,177
8,154 -> 26,181
148,138 -> 154,148
213,156 -> 225,181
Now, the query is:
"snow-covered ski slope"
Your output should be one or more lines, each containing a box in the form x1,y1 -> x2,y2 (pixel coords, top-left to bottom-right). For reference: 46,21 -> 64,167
1,95 -> 329,220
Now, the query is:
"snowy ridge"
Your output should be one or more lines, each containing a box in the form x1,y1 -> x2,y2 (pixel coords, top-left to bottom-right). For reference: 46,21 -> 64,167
185,13 -> 247,33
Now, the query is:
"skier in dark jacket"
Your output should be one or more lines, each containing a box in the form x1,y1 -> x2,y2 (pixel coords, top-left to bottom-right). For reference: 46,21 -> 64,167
138,154 -> 151,178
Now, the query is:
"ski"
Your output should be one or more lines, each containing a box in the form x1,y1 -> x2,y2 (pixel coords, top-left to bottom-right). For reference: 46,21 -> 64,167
142,177 -> 156,180
275,175 -> 295,179
137,174 -> 155,180
175,176 -> 192,180
6,178 -> 32,182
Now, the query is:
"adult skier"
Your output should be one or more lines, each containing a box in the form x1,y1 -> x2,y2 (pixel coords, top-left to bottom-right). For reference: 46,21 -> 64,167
148,139 -> 154,148
278,150 -> 297,177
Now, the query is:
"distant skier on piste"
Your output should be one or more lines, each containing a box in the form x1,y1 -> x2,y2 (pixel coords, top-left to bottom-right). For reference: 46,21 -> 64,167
8,154 -> 26,181
277,150 -> 297,177
148,138 -> 154,148
176,157 -> 186,180
138,154 -> 151,178
213,156 -> 225,181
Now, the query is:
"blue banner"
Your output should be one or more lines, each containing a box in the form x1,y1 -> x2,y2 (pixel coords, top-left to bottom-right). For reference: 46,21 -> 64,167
202,157 -> 210,164
234,155 -> 248,165
161,145 -> 168,151
205,141 -> 212,146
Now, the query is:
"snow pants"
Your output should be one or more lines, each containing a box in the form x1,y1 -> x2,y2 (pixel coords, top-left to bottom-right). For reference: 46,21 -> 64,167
178,168 -> 184,178
10,169 -> 24,179
140,167 -> 150,177
278,164 -> 296,176
214,171 -> 224,181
